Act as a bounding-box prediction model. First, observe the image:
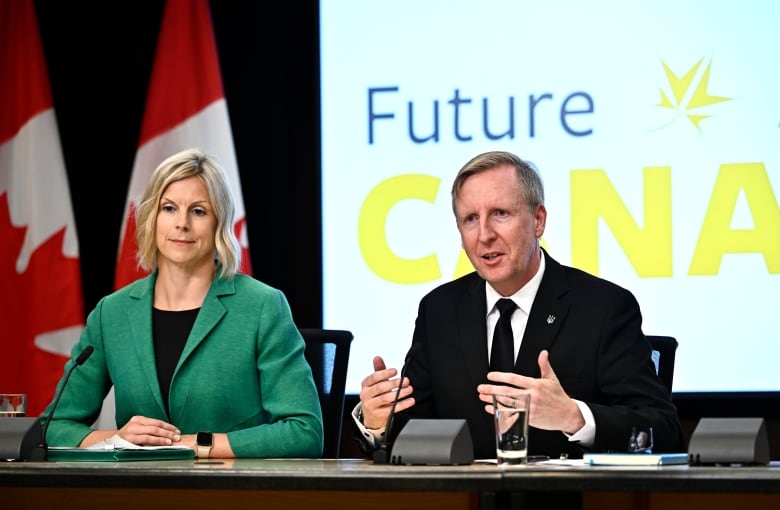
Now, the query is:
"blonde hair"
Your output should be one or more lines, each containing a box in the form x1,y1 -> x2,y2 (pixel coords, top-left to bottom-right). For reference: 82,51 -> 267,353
134,148 -> 241,278
451,151 -> 545,214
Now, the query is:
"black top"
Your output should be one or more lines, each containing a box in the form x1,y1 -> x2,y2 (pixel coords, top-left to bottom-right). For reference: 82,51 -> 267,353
152,307 -> 199,414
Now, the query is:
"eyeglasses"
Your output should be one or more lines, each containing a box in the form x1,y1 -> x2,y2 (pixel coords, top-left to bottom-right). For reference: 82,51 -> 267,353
627,426 -> 653,453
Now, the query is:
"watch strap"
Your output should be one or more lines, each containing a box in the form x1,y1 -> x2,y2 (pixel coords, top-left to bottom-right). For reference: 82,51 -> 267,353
197,444 -> 211,458
196,431 -> 213,458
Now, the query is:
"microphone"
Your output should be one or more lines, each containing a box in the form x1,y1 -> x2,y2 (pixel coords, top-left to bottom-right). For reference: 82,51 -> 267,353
34,345 -> 95,460
372,342 -> 422,464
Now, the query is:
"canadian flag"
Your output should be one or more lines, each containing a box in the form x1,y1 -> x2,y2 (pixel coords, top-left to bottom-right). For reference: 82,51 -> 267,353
115,0 -> 251,290
0,0 -> 85,416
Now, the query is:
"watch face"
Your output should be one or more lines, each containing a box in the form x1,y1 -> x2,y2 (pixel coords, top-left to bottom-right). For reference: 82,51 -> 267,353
197,431 -> 213,447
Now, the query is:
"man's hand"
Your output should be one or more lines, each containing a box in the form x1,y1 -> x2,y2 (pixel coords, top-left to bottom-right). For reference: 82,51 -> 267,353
358,356 -> 415,429
477,350 -> 585,434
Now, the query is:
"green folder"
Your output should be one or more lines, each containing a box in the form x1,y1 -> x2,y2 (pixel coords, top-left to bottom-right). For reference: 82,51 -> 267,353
48,446 -> 195,462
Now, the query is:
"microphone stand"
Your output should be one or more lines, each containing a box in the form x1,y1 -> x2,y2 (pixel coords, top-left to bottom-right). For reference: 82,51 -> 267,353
372,343 -> 421,464
35,346 -> 95,460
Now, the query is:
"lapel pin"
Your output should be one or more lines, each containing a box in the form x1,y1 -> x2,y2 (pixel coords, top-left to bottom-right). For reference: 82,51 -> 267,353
546,314 -> 556,324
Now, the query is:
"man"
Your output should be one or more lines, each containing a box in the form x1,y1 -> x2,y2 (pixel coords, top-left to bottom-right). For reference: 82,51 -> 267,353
353,150 -> 684,460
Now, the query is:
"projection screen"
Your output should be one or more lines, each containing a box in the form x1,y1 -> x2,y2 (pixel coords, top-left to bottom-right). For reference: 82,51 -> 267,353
320,0 -> 779,395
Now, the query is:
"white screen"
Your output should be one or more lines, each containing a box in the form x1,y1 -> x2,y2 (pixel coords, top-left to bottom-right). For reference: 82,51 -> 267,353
320,0 -> 780,394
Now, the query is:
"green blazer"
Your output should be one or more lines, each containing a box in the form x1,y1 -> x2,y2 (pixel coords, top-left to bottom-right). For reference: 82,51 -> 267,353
43,271 -> 323,458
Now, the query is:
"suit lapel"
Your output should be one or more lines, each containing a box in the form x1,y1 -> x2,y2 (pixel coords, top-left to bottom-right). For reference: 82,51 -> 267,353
459,274 -> 490,386
516,251 -> 570,377
177,276 -> 233,364
127,273 -> 167,415
168,277 -> 232,421
125,272 -> 234,417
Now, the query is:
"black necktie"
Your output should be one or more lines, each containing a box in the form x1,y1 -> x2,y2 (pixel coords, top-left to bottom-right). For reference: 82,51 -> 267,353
490,298 -> 517,372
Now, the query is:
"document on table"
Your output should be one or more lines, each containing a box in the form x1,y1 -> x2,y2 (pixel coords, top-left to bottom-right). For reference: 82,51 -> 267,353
475,454 -> 688,467
583,452 -> 689,466
48,434 -> 195,461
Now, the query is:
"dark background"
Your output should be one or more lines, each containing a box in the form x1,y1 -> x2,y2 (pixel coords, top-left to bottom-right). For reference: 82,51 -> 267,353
35,0 -> 323,330
33,0 -> 779,456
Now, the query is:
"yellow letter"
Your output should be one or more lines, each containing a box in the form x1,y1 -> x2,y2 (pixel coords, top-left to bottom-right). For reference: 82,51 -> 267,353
571,167 -> 672,277
452,249 -> 473,279
358,174 -> 442,283
689,163 -> 780,275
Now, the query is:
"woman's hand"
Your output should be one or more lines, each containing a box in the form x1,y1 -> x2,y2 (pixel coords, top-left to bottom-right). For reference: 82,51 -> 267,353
117,415 -> 181,446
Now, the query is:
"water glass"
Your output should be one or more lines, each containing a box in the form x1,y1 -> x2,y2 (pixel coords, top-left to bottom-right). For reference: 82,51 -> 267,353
0,393 -> 26,417
493,393 -> 530,464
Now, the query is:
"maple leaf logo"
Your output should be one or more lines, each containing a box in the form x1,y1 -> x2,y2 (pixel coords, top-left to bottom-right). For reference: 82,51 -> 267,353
654,57 -> 732,131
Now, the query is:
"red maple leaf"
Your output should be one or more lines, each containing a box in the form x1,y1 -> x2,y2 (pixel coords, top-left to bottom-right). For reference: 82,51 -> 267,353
0,192 -> 85,416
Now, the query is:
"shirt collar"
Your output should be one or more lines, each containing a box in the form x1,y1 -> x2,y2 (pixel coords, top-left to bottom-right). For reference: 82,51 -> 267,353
485,249 -> 546,316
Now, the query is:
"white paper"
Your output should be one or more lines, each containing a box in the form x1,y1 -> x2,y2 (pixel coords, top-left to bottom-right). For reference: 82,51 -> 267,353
86,434 -> 191,451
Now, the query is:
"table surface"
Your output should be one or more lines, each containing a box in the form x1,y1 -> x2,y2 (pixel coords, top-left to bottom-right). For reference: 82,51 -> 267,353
3,458 -> 780,494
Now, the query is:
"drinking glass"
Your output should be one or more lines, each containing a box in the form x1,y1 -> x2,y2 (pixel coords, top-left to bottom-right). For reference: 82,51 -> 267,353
0,393 -> 26,418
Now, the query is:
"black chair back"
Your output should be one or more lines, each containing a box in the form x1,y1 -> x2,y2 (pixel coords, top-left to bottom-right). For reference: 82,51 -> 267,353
646,335 -> 678,394
300,328 -> 353,458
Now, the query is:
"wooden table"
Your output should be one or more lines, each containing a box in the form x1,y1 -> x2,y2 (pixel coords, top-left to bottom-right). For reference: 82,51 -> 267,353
2,458 -> 780,510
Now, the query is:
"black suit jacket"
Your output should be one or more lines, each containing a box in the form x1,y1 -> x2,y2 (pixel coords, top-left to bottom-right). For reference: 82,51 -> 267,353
354,249 -> 684,460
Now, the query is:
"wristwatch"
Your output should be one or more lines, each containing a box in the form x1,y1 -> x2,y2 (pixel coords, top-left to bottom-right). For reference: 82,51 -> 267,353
196,431 -> 213,458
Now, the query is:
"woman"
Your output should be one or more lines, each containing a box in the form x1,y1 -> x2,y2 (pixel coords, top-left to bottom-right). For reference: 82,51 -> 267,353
42,148 -> 323,458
